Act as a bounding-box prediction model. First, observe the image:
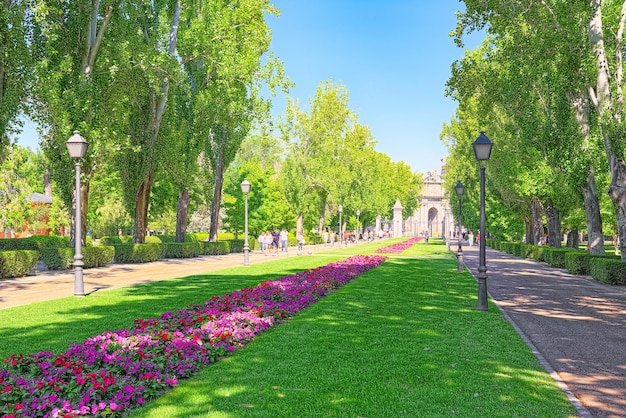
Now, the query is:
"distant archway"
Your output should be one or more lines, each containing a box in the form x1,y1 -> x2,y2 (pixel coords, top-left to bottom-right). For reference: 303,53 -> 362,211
428,207 -> 438,235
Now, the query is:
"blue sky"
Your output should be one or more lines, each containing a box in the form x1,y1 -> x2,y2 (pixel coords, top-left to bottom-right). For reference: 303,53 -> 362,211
18,1 -> 482,174
265,0 -> 483,174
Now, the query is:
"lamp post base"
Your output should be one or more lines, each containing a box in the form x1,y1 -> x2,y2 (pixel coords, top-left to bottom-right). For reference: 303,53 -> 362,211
477,271 -> 488,311
457,246 -> 463,272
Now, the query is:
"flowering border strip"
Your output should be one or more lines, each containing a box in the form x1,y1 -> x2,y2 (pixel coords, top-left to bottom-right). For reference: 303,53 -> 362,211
375,236 -> 422,254
0,255 -> 386,418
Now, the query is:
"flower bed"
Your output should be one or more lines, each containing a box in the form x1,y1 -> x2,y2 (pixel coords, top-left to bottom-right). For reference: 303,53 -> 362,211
375,236 -> 422,254
0,255 -> 386,418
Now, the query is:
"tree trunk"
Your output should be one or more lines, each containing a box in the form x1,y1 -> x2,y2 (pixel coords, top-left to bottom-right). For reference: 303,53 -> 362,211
296,212 -> 303,236
582,166 -> 605,254
545,200 -> 561,248
524,216 -> 532,244
566,229 -> 580,249
531,198 -> 544,245
175,188 -> 189,242
588,0 -> 626,260
209,143 -> 225,242
133,174 -> 152,244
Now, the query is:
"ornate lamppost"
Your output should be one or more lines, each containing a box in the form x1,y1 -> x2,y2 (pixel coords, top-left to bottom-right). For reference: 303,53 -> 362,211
472,131 -> 493,311
455,180 -> 464,273
241,178 -> 251,266
66,131 -> 89,296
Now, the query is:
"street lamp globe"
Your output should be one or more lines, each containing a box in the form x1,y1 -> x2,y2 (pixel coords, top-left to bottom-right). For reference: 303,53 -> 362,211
66,131 -> 89,159
472,131 -> 493,162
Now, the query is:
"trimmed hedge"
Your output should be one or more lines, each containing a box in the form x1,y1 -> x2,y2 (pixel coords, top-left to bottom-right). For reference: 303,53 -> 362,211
99,235 -> 134,246
113,243 -> 164,264
520,244 -> 533,259
40,246 -> 116,270
39,248 -> 73,270
0,250 -> 39,278
589,257 -> 626,285
544,248 -> 576,269
84,246 -> 115,268
200,241 -> 229,255
0,238 -> 39,251
162,242 -> 202,259
564,251 -> 591,275
531,246 -> 547,262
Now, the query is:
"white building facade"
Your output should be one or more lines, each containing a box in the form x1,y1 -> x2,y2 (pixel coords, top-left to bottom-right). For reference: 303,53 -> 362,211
404,168 -> 454,238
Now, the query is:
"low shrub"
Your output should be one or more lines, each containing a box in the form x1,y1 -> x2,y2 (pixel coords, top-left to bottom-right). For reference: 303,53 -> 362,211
28,235 -> 70,248
531,245 -> 546,262
0,238 -> 39,251
200,241 -> 229,255
39,246 -> 115,270
113,243 -> 163,264
564,251 -> 590,275
544,248 -> 575,269
162,242 -> 202,259
589,257 -> 626,285
39,248 -> 73,270
520,244 -> 533,258
100,235 -> 133,246
0,250 -> 39,278
83,246 -> 115,268
227,239 -> 258,253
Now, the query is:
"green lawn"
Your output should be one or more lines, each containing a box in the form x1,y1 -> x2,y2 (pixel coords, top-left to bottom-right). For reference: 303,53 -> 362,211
0,239 -> 578,417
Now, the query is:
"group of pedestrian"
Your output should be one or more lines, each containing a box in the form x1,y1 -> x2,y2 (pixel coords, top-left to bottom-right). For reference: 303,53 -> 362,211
256,227 -> 299,256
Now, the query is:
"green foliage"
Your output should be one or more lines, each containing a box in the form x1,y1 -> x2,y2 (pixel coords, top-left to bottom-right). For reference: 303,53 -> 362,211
0,238 -> 38,251
0,250 -> 39,279
39,247 -> 73,270
27,235 -> 70,248
162,242 -> 202,259
565,251 -> 592,275
531,245 -> 546,262
544,248 -> 577,269
83,246 -> 115,268
199,241 -> 229,255
589,257 -> 626,285
99,236 -> 133,246
113,244 -> 164,264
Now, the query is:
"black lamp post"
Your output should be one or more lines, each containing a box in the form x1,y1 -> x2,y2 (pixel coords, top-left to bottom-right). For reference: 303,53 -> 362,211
338,205 -> 343,248
66,131 -> 89,296
455,180 -> 464,273
472,131 -> 493,311
240,178 -> 251,266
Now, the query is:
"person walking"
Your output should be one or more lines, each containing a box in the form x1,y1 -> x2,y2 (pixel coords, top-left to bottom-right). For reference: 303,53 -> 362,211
297,231 -> 305,255
258,232 -> 265,254
280,228 -> 289,253
271,228 -> 280,255
323,228 -> 329,246
330,230 -> 335,246
468,231 -> 474,247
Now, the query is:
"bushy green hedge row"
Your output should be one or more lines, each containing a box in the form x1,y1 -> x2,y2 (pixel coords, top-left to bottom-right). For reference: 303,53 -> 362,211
0,250 -> 39,278
0,235 -> 257,279
589,257 -> 626,284
489,240 -> 625,285
113,243 -> 164,264
39,246 -> 116,270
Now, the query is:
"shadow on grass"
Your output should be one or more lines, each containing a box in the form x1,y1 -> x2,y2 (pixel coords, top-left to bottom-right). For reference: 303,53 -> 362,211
132,257 -> 577,418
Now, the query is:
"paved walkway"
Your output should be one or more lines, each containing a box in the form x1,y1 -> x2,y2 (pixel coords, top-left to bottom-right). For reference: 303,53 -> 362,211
0,245 -> 332,309
462,246 -> 626,418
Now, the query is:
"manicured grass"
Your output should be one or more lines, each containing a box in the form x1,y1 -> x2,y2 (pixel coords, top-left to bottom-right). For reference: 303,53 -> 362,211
0,239 -> 578,417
